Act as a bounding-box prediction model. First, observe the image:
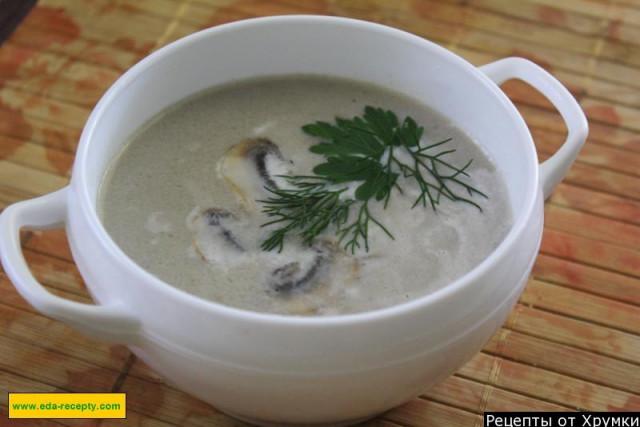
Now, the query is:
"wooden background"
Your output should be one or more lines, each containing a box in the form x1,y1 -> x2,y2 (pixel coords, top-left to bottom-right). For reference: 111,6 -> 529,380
0,0 -> 639,425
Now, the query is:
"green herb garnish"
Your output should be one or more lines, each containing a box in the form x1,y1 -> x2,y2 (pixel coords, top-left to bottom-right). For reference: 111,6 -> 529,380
259,106 -> 487,253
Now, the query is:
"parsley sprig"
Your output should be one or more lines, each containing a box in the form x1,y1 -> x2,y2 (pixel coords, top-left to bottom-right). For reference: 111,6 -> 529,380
259,106 -> 487,253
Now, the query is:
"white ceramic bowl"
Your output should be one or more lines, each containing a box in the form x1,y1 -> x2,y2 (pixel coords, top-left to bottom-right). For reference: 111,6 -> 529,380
0,16 -> 587,426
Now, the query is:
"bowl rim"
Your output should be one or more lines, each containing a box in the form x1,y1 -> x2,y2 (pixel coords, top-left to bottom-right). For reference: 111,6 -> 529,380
74,14 -> 540,327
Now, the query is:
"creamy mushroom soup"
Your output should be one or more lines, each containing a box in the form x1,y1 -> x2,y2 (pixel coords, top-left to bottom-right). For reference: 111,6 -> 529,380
98,76 -> 512,316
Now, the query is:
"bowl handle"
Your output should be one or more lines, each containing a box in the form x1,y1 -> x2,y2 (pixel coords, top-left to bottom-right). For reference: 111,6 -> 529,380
479,57 -> 588,199
0,187 -> 141,344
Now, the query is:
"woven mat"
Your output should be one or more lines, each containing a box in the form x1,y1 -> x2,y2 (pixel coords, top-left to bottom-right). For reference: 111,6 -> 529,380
0,0 -> 638,425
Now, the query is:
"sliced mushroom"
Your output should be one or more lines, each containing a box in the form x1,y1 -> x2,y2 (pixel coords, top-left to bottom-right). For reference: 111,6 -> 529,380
202,208 -> 244,251
264,240 -> 362,315
266,241 -> 334,294
219,137 -> 293,211
189,207 -> 249,265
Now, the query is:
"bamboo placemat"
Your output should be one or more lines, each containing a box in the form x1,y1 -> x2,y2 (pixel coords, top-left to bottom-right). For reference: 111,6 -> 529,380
0,0 -> 638,425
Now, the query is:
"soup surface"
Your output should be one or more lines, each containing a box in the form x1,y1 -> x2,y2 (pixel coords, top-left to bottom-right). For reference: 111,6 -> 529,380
99,75 -> 512,316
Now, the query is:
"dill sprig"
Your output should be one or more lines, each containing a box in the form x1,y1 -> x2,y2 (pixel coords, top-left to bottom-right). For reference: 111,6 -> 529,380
259,106 -> 487,253
259,176 -> 393,253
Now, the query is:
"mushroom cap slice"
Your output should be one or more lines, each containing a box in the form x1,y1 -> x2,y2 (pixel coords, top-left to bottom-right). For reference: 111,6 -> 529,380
219,138 -> 292,211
